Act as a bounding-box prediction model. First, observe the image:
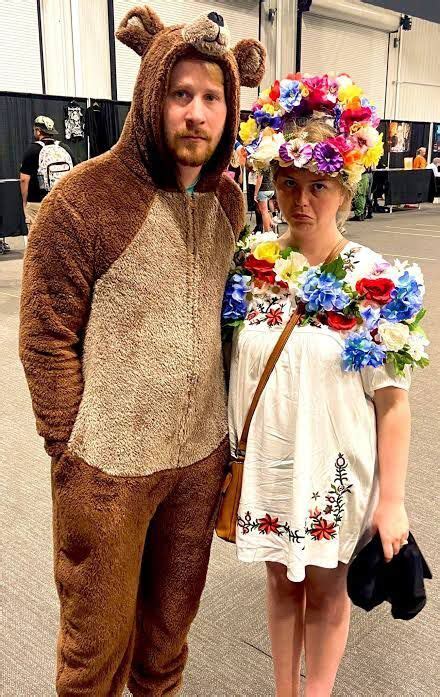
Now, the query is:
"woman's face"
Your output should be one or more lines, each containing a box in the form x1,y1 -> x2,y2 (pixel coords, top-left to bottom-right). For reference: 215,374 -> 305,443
275,167 -> 346,231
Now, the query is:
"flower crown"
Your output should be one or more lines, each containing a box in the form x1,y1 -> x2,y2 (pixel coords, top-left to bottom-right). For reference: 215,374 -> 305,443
239,73 -> 384,188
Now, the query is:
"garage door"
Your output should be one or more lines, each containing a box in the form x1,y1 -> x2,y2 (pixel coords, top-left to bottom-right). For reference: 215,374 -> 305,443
113,0 -> 260,109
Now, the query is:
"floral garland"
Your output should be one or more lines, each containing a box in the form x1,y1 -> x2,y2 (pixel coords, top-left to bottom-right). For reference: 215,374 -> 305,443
222,230 -> 429,376
239,73 -> 383,187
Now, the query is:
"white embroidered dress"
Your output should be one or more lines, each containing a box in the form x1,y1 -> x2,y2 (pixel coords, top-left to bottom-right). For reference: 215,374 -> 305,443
228,241 -> 411,582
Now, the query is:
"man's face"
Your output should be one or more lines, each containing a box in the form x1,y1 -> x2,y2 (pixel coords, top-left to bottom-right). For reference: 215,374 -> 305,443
420,148 -> 427,157
163,58 -> 227,168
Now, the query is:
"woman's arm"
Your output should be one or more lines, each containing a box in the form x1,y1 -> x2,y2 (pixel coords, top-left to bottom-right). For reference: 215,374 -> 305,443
373,386 -> 411,561
254,174 -> 262,201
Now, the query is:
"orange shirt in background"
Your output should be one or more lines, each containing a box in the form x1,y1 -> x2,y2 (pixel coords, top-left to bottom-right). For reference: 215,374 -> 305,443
413,155 -> 427,169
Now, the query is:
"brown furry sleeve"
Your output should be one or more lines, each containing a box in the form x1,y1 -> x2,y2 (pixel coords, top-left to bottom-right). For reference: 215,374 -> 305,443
19,189 -> 95,457
217,173 -> 246,241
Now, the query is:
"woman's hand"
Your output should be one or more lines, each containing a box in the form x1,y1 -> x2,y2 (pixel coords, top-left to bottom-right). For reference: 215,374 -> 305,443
372,499 -> 409,562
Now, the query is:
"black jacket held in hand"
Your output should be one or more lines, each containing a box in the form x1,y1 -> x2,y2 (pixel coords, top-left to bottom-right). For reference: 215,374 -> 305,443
347,532 -> 432,620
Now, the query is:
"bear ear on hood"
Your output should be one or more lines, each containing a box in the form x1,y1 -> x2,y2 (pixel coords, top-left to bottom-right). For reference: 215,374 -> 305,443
115,5 -> 164,57
233,39 -> 266,88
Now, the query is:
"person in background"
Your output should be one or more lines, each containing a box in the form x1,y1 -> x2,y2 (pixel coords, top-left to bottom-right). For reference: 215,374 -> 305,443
246,161 -> 264,232
227,145 -> 243,186
350,167 -> 373,222
254,168 -> 275,232
20,116 -> 75,229
426,157 -> 440,177
413,147 -> 427,169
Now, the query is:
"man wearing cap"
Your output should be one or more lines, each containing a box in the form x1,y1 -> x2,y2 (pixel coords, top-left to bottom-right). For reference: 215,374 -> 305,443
19,116 -> 75,229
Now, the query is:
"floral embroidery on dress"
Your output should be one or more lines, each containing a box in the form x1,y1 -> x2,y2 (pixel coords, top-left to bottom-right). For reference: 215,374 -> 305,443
237,511 -> 305,544
306,453 -> 353,541
237,453 -> 353,544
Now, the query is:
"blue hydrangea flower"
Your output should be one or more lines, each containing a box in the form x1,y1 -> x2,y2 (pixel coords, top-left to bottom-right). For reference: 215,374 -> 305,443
222,273 -> 249,323
360,304 -> 381,330
381,271 -> 423,322
279,79 -> 302,113
253,109 -> 283,130
342,332 -> 386,371
297,270 -> 351,313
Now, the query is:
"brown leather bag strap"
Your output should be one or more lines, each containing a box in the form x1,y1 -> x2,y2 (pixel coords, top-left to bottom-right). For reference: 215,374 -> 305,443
237,237 -> 348,454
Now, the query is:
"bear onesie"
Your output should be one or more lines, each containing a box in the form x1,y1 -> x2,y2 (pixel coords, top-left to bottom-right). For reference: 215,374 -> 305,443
19,6 -> 265,696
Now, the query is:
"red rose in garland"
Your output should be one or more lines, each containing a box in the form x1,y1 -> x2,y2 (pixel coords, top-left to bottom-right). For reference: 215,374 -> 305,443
244,254 -> 276,285
356,277 -> 395,304
327,312 -> 358,331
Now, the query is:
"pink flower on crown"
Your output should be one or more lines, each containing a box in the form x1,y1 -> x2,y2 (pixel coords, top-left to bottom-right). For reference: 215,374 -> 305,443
279,139 -> 314,168
326,135 -> 353,155
303,75 -> 336,111
339,107 -> 373,134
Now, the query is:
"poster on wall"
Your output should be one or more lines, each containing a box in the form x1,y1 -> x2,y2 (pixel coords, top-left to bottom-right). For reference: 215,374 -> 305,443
433,123 -> 440,153
388,122 -> 412,152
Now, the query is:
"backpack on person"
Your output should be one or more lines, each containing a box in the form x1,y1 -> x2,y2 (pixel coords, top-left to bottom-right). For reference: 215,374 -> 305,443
36,141 -> 73,192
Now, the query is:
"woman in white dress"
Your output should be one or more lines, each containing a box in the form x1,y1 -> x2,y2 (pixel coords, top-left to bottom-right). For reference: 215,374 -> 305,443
225,74 -> 428,696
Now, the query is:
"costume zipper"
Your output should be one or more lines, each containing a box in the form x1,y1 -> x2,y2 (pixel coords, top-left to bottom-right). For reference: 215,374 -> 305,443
178,194 -> 199,452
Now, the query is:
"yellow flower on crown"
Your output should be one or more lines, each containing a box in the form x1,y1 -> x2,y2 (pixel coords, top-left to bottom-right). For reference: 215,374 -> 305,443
253,241 -> 281,264
259,87 -> 272,105
338,83 -> 363,104
262,103 -> 276,115
239,117 -> 259,145
362,136 -> 384,168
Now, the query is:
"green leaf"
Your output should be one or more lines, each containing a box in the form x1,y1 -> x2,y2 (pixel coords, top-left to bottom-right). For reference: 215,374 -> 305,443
321,256 -> 346,280
416,357 -> 429,369
226,319 -> 244,328
407,308 -> 426,331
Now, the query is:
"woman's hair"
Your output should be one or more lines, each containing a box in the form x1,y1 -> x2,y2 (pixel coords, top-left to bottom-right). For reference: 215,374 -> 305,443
272,117 -> 354,233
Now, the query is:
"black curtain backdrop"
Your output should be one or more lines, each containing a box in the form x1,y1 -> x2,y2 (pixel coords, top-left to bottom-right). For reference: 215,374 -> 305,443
388,121 -> 430,169
377,120 -> 388,168
87,99 -> 130,157
432,123 -> 440,158
0,92 -> 88,180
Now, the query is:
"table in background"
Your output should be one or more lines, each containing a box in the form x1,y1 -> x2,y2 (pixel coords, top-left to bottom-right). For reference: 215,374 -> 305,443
0,179 -> 27,253
372,169 -> 436,212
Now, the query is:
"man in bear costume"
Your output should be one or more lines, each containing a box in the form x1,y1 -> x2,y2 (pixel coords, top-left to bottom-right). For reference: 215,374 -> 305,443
19,6 -> 265,695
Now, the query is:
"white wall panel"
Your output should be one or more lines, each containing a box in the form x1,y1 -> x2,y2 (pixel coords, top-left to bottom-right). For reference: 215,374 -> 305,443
396,17 -> 440,123
0,0 -> 42,93
77,0 -> 111,98
301,13 -> 389,118
40,0 -> 76,96
113,0 -> 260,108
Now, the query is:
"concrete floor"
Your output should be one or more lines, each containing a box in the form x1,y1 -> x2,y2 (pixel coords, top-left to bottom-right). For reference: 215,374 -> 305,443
1,204 -> 439,696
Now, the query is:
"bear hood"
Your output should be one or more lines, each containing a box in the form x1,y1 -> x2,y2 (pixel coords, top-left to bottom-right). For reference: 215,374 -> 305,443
112,5 -> 265,192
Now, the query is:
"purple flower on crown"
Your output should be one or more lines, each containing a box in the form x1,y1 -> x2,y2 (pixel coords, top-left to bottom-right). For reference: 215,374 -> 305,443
342,331 -> 386,371
279,79 -> 302,113
333,104 -> 343,130
313,142 -> 344,174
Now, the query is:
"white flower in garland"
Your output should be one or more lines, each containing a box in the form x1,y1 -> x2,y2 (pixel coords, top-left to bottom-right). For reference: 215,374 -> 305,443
406,331 -> 429,361
377,320 -> 410,352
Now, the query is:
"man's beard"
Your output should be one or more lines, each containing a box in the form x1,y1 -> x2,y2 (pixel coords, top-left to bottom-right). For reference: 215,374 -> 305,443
166,130 -> 217,167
